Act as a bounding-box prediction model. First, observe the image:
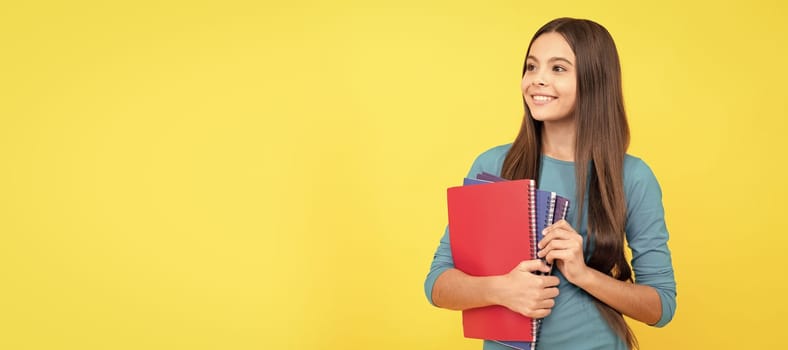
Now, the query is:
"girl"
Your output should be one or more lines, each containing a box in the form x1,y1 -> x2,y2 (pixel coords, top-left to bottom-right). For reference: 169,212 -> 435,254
424,18 -> 676,349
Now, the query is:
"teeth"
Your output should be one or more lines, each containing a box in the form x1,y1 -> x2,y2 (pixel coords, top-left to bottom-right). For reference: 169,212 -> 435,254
533,95 -> 554,102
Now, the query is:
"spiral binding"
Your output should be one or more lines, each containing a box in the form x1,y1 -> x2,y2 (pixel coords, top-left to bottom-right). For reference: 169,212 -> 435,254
546,192 -> 556,229
527,180 -> 538,349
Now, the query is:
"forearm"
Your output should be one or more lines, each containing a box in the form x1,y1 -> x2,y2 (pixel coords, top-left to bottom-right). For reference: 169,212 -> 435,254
432,268 -> 501,310
574,267 -> 662,325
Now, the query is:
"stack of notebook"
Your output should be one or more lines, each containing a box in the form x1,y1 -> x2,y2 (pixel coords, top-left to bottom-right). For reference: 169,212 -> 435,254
447,172 -> 569,350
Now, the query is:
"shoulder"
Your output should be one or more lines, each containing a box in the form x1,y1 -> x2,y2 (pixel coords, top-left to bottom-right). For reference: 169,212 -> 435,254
623,154 -> 659,186
475,143 -> 512,164
467,143 -> 512,177
623,154 -> 664,208
463,143 -> 512,177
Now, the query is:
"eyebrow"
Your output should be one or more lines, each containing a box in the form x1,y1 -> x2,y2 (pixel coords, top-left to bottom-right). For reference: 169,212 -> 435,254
526,55 -> 574,66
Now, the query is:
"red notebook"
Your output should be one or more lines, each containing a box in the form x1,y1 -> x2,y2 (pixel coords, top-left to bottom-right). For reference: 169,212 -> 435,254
447,179 -> 537,342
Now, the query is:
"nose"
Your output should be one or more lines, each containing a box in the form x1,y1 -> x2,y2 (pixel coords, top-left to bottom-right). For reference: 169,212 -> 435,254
530,68 -> 548,87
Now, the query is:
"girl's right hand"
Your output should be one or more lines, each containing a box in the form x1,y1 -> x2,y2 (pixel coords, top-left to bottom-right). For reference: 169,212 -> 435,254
493,260 -> 560,318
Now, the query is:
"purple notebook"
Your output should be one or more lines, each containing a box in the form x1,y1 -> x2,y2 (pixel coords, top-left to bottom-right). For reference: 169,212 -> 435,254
553,196 -> 570,224
463,177 -> 492,186
536,190 -> 556,244
476,171 -> 506,182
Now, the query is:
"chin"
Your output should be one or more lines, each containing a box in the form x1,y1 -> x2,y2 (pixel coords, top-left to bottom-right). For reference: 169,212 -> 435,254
529,113 -> 550,121
529,110 -> 573,123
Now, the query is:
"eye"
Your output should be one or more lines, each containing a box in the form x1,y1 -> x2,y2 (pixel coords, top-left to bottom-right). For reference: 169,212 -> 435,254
525,63 -> 536,71
553,65 -> 567,72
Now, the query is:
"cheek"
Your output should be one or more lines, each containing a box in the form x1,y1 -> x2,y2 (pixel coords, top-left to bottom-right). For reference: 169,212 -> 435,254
556,81 -> 577,102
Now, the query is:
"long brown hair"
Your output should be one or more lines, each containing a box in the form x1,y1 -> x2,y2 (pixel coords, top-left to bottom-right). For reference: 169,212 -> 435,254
501,18 -> 636,349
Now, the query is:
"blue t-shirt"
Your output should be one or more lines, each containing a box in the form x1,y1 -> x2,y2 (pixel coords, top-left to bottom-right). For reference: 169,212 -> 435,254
424,144 -> 677,350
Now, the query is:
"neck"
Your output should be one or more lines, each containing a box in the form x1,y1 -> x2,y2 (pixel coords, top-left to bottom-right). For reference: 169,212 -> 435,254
541,118 -> 576,162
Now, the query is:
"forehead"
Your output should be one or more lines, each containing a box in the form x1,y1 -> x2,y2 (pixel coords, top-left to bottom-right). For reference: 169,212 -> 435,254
528,32 -> 575,62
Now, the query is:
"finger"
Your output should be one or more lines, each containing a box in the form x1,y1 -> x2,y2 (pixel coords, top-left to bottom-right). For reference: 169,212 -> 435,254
538,238 -> 574,258
545,226 -> 576,239
535,276 -> 558,288
542,286 -> 560,298
545,220 -> 579,237
531,298 -> 555,311
539,227 -> 575,248
539,276 -> 560,289
538,230 -> 567,248
537,235 -> 551,249
516,259 -> 550,272
546,238 -> 579,253
520,308 -> 549,319
545,249 -> 577,265
552,219 -> 573,231
532,308 -> 552,319
540,223 -> 561,239
544,250 -> 566,265
535,262 -> 551,274
539,276 -> 560,287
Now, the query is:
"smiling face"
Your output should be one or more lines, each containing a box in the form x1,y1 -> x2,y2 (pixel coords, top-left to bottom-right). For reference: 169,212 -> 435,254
522,32 -> 577,123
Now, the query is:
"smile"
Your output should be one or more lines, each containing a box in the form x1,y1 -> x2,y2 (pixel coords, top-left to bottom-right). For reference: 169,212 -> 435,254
531,95 -> 556,104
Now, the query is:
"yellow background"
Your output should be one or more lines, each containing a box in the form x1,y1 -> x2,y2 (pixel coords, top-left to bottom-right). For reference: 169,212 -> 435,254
1,1 -> 786,349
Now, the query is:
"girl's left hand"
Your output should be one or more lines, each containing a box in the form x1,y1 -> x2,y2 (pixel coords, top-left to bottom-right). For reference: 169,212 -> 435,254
537,220 -> 591,285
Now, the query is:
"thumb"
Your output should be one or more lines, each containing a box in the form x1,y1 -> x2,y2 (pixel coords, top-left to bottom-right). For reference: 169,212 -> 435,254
516,259 -> 549,273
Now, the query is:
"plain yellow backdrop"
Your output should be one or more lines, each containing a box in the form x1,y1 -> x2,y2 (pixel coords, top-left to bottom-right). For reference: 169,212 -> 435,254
1,0 -> 786,349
